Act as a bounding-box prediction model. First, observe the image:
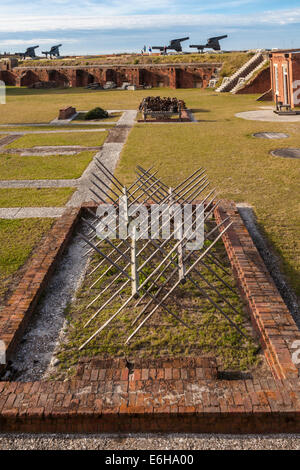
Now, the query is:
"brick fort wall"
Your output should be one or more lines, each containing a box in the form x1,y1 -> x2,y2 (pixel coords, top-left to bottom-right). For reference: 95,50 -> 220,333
0,63 -> 221,89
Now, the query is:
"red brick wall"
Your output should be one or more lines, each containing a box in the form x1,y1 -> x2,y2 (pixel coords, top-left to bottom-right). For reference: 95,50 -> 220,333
236,67 -> 271,95
269,52 -> 300,107
292,58 -> 300,107
0,70 -> 17,86
9,64 -> 219,89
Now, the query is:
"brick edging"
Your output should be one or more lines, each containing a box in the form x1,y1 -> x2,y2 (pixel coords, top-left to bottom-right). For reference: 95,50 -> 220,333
0,358 -> 300,434
1,200 -> 300,434
214,201 -> 300,380
0,207 -> 81,369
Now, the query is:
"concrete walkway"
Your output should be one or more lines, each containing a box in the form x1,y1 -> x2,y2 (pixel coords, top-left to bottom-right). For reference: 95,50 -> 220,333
67,110 -> 137,207
0,110 -> 137,217
0,207 -> 65,219
0,129 -> 108,135
0,179 -> 79,188
236,108 -> 300,122
4,146 -> 103,156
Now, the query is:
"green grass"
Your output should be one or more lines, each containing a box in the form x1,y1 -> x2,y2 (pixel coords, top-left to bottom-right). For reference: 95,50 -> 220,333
0,151 -> 94,180
54,237 -> 261,379
19,51 -> 251,69
0,188 -> 75,207
0,86 -> 247,124
116,92 -> 300,298
0,218 -> 54,303
1,87 -> 130,124
6,131 -> 108,149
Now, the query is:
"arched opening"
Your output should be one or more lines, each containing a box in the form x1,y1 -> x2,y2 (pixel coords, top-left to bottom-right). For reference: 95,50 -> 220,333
0,71 -> 17,86
105,69 -> 117,83
88,73 -> 95,84
76,69 -> 91,87
48,70 -> 70,87
20,70 -> 39,87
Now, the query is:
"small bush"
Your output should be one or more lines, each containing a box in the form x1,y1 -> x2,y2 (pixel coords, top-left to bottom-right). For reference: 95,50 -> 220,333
84,107 -> 109,120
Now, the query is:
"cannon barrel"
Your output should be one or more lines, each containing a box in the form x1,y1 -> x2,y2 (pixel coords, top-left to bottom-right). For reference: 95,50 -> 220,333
210,35 -> 228,41
170,37 -> 189,44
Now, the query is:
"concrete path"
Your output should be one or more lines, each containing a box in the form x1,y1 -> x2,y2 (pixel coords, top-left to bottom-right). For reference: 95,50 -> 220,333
0,179 -> 79,189
4,146 -> 103,156
236,109 -> 300,122
0,110 -> 137,216
67,110 -> 137,207
0,207 -> 65,219
0,129 -> 108,135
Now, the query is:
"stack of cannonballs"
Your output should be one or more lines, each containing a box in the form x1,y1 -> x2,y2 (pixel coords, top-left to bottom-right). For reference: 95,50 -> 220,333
139,96 -> 186,113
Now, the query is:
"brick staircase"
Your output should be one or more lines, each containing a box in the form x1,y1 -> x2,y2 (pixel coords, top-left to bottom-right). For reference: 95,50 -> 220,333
216,52 -> 267,93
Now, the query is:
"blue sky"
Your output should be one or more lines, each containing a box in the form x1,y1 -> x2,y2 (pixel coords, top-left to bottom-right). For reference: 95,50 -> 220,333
1,1 -> 300,55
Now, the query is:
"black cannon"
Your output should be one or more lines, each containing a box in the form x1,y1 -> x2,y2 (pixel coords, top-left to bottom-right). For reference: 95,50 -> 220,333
152,37 -> 189,54
190,35 -> 228,53
42,44 -> 62,59
18,46 -> 39,60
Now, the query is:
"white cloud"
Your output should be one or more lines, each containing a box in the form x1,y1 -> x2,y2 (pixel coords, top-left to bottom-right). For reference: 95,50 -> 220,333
0,38 -> 78,46
0,9 -> 299,33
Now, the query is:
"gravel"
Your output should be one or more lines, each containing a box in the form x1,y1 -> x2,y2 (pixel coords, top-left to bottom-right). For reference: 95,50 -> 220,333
0,433 -> 300,450
4,226 -> 90,382
237,204 -> 300,327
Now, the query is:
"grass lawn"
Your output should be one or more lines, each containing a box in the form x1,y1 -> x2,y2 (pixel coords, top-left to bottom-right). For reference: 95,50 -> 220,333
1,87 -> 132,124
54,237 -> 261,379
0,188 -> 75,207
6,131 -> 108,149
0,218 -> 54,303
0,151 -> 94,180
0,87 -> 256,124
20,52 -> 250,72
116,92 -> 300,298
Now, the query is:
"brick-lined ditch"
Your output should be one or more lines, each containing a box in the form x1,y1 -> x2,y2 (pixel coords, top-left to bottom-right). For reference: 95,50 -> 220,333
5,227 -> 90,382
0,201 -> 300,434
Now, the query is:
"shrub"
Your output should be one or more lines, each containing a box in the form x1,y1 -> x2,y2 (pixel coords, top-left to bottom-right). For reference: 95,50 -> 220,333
84,107 -> 109,120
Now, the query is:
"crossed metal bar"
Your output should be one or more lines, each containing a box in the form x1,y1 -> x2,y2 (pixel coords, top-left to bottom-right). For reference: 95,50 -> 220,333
77,162 -> 248,351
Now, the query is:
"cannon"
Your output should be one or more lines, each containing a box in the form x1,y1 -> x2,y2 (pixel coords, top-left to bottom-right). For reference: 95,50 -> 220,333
190,35 -> 228,53
152,37 -> 189,54
18,46 -> 39,60
42,44 -> 62,59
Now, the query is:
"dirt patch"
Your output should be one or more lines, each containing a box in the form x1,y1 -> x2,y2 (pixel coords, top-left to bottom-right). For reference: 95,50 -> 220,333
106,127 -> 131,143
